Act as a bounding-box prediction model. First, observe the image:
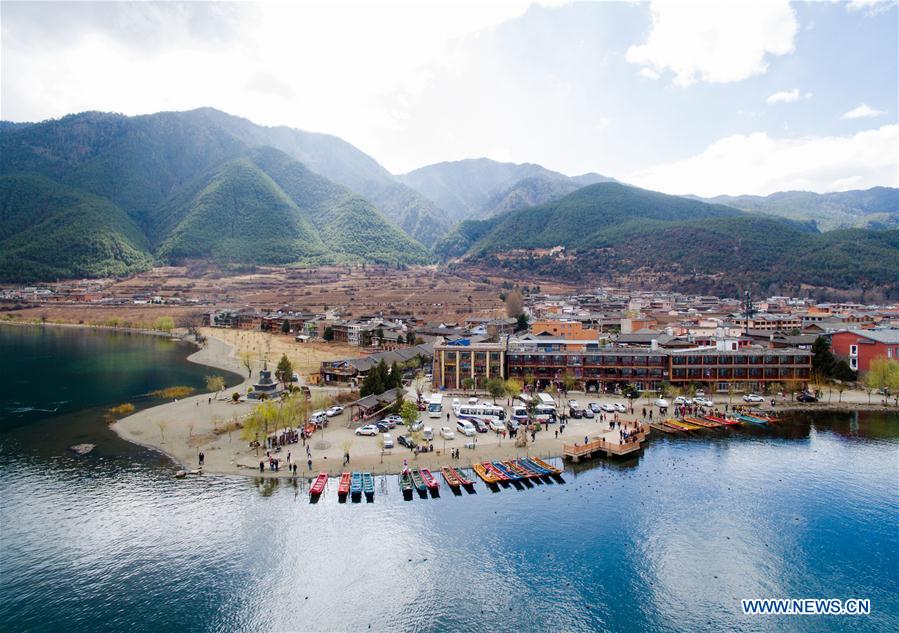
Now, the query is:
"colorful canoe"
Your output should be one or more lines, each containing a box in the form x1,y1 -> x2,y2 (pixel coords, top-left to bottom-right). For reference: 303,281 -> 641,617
309,472 -> 328,497
399,471 -> 413,493
453,467 -> 474,487
442,467 -> 461,487
362,472 -> 374,497
350,471 -> 363,495
338,472 -> 351,496
738,414 -> 768,425
518,458 -> 549,476
504,460 -> 536,479
665,418 -> 703,431
650,421 -> 681,434
420,468 -> 439,490
491,461 -> 522,482
530,457 -> 563,475
684,416 -> 722,429
473,463 -> 500,484
704,415 -> 740,426
484,462 -> 511,482
410,469 -> 428,492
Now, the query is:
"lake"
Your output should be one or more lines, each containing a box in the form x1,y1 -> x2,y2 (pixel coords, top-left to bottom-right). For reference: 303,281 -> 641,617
1,325 -> 897,632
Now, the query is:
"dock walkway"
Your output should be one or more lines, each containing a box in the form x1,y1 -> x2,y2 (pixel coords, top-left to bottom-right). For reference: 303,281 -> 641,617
562,426 -> 649,461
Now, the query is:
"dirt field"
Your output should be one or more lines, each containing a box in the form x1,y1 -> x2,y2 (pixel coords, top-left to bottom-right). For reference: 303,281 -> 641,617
1,264 -> 524,326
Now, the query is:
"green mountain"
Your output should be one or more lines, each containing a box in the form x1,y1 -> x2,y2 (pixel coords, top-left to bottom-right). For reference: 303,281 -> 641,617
438,182 -> 899,299
0,110 -> 434,281
0,174 -> 153,280
702,187 -> 899,231
398,157 -> 614,222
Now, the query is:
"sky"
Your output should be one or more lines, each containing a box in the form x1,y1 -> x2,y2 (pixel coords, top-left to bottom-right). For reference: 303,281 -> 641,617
1,0 -> 897,197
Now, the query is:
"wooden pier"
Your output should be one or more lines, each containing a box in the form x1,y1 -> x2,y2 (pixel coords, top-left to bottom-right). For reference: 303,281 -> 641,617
562,429 -> 649,461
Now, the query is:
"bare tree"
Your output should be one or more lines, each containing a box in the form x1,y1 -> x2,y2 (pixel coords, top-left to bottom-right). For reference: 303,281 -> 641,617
504,288 -> 524,318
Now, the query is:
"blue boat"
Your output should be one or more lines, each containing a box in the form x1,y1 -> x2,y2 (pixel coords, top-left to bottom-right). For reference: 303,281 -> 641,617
491,461 -> 522,482
738,414 -> 767,425
350,472 -> 363,496
362,472 -> 374,498
519,458 -> 549,476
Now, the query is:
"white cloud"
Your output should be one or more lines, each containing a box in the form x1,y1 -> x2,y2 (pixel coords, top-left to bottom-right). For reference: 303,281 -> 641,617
846,0 -> 898,16
628,125 -> 899,197
841,103 -> 887,119
626,1 -> 798,86
766,89 -> 812,104
638,67 -> 660,80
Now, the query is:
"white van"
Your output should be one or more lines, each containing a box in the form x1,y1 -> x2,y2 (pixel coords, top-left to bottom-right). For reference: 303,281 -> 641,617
456,420 -> 476,437
382,433 -> 394,449
422,427 -> 434,441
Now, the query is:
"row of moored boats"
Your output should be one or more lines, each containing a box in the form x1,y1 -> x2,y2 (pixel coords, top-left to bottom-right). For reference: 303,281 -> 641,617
649,411 -> 781,434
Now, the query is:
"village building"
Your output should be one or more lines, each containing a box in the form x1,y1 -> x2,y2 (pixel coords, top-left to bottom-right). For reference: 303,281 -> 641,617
830,328 -> 899,373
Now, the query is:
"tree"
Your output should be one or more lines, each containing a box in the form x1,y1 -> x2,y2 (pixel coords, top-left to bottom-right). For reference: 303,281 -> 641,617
561,372 -> 577,395
504,378 -> 522,401
323,326 -> 334,342
241,400 -> 278,455
399,400 -> 419,430
505,288 -> 524,318
412,374 -> 428,402
622,384 -> 641,400
811,336 -> 836,378
832,360 -> 856,383
462,377 -> 475,392
281,320 -> 290,334
485,377 -> 506,403
157,420 -> 168,442
515,313 -> 529,332
389,361 -> 402,389
205,375 -> 225,394
862,371 -> 877,404
240,351 -> 253,377
154,316 -> 175,332
275,353 -> 293,390
232,392 -> 240,402
867,358 -> 899,406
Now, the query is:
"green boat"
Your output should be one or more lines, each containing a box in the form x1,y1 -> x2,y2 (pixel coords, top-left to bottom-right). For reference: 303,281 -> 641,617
400,471 -> 413,493
362,472 -> 374,497
410,469 -> 427,492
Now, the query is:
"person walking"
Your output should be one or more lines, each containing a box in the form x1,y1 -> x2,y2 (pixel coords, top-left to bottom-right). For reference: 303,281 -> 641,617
198,451 -> 205,466
307,457 -> 312,471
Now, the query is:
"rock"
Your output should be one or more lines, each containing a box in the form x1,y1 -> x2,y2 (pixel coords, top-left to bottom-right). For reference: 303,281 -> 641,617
174,470 -> 187,478
68,443 -> 95,455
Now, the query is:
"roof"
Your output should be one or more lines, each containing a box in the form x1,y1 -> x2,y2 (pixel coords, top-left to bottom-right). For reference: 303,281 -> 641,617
836,329 -> 899,344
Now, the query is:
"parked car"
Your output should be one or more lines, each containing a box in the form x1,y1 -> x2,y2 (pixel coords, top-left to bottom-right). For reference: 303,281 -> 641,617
469,418 -> 489,433
600,403 -> 616,413
354,424 -> 378,436
653,398 -> 670,408
568,400 -> 580,409
589,403 -> 601,413
488,419 -> 506,432
613,403 -> 626,413
743,393 -> 764,403
456,420 -> 476,436
381,433 -> 394,449
673,396 -> 692,406
384,414 -> 403,424
326,405 -> 344,417
411,419 -> 424,432
375,422 -> 391,433
311,411 -> 328,424
378,418 -> 397,429
398,435 -> 416,449
452,398 -> 460,407
694,397 -> 714,407
440,427 -> 455,439
423,427 -> 434,441
569,407 -> 584,419
797,392 -> 818,403
583,408 -> 595,419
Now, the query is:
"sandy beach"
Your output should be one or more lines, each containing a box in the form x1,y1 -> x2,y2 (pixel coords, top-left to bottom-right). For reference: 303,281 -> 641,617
111,331 -> 898,478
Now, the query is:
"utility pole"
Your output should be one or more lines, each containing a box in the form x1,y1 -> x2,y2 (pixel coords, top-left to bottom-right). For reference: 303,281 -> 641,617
743,290 -> 755,336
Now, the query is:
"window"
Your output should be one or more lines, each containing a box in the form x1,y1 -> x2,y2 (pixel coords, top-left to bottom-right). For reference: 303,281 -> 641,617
850,345 -> 858,356
850,358 -> 858,370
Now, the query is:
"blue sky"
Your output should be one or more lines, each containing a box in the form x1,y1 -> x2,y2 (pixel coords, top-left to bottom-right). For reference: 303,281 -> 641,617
1,1 -> 896,196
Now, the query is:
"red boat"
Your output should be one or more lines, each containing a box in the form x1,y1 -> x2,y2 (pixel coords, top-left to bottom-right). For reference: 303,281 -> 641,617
420,468 -> 439,490
705,415 -> 740,426
337,472 -> 351,496
483,462 -> 510,482
309,472 -> 328,497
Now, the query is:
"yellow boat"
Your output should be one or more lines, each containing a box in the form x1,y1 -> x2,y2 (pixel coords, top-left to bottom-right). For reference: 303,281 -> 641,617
530,457 -> 563,475
665,418 -> 703,431
473,463 -> 499,484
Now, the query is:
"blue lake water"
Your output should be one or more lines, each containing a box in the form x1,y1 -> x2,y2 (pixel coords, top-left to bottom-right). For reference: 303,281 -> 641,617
1,325 -> 897,632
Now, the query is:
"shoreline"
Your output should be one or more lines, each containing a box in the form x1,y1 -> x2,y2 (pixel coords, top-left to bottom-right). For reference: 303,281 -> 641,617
85,327 -> 897,479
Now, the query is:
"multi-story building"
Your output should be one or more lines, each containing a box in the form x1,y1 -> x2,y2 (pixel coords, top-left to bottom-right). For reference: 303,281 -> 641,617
432,337 -> 506,390
530,319 -> 598,339
830,329 -> 899,373
432,336 -> 811,394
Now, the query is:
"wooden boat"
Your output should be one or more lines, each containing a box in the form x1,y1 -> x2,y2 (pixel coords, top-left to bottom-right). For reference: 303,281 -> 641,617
410,468 -> 428,492
174,470 -> 187,479
738,413 -> 767,425
518,458 -> 548,476
684,416 -> 722,429
362,472 -> 374,497
704,415 -> 740,426
420,468 -> 439,490
483,462 -> 511,482
441,467 -> 461,488
473,463 -> 500,484
454,468 -> 474,487
338,472 -> 351,496
504,460 -> 536,479
491,461 -> 522,482
350,471 -> 363,496
399,471 -> 413,493
530,457 -> 563,475
650,421 -> 681,434
309,472 -> 328,497
665,418 -> 703,431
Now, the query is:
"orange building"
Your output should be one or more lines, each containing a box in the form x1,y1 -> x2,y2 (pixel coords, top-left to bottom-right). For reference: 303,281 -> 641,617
530,319 -> 597,340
